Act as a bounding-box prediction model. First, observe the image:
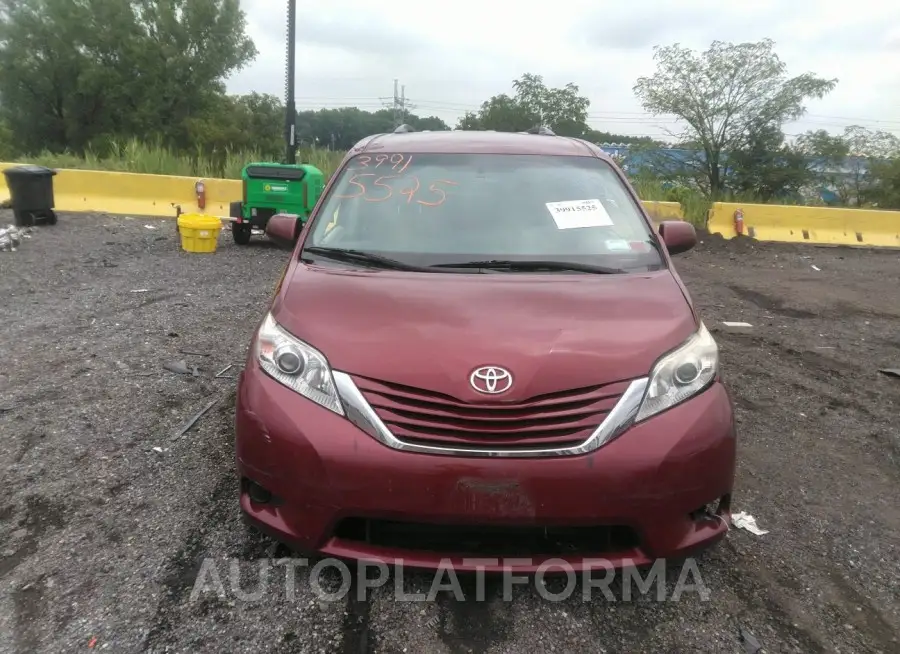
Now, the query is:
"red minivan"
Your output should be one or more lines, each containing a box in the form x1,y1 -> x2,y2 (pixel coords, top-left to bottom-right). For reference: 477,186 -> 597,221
235,127 -> 736,572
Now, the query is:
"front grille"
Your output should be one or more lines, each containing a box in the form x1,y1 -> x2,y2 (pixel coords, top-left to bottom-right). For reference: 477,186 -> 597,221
352,375 -> 631,449
334,518 -> 640,556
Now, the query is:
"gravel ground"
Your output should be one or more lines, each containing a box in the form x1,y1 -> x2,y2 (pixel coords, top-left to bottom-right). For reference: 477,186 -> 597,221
0,212 -> 898,654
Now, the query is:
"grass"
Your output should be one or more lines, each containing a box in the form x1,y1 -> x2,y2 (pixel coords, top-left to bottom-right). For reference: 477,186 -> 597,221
10,138 -> 345,180
631,176 -> 711,227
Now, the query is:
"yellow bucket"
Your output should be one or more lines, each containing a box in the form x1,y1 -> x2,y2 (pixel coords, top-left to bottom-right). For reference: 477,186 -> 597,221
177,213 -> 223,253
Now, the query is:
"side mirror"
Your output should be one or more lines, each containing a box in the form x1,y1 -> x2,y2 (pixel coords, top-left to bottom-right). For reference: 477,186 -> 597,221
265,213 -> 301,247
657,220 -> 697,255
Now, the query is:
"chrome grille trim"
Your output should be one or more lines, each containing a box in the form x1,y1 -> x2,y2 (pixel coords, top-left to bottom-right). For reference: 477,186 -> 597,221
333,371 -> 649,458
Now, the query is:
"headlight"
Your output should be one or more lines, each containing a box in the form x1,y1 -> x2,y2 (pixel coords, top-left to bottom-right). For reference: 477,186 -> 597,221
635,322 -> 718,422
254,313 -> 344,416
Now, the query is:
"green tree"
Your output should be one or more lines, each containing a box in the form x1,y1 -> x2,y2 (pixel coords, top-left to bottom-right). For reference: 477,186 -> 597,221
728,125 -> 811,202
0,0 -> 256,155
458,94 -> 531,132
798,125 -> 900,206
187,92 -> 285,158
634,39 -> 837,197
0,115 -> 12,158
412,115 -> 450,132
796,129 -> 851,204
868,157 -> 900,209
295,107 -> 448,151
457,74 -> 590,137
841,126 -> 900,206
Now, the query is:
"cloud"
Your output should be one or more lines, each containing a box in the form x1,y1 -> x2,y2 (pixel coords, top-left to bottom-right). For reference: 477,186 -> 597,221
228,0 -> 900,140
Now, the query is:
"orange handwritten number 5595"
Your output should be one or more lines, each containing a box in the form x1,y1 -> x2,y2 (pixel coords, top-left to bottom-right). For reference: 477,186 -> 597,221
334,173 -> 374,199
368,175 -> 399,202
417,180 -> 458,206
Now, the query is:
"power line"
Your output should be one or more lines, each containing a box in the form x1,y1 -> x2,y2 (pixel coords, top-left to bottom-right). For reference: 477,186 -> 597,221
278,90 -> 900,138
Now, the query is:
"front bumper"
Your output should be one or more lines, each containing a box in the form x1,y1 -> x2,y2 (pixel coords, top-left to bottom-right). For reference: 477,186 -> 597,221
235,360 -> 736,572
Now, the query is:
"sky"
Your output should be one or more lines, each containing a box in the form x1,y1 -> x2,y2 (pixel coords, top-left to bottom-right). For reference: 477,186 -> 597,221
226,0 -> 900,143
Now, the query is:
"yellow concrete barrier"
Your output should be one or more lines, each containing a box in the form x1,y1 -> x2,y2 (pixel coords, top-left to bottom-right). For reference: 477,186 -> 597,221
709,202 -> 900,248
1,162 -> 693,224
641,200 -> 684,221
0,162 -> 11,203
14,164 -> 892,249
0,162 -> 241,218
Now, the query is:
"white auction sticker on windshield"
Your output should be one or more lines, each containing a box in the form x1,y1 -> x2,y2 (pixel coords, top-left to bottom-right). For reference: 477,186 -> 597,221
605,239 -> 631,251
545,199 -> 614,230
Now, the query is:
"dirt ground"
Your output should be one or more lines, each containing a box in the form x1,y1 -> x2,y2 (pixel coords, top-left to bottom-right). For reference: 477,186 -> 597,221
0,212 -> 898,654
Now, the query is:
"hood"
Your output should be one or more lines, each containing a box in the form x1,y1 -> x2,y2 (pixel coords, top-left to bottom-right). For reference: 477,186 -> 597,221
273,264 -> 697,401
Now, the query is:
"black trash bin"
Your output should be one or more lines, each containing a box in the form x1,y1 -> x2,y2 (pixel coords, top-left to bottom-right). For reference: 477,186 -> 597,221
3,165 -> 58,227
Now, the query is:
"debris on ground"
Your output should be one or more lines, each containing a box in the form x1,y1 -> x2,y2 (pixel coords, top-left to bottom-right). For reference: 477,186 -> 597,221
718,321 -> 754,334
178,348 -> 210,357
739,626 -> 762,654
171,397 -> 220,440
732,511 -> 769,536
5,213 -> 899,653
878,368 -> 900,379
163,360 -> 199,376
811,264 -> 821,271
0,224 -> 33,251
215,364 -> 234,378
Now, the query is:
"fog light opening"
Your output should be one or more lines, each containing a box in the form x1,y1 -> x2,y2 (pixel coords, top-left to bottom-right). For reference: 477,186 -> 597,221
246,479 -> 273,504
690,495 -> 731,524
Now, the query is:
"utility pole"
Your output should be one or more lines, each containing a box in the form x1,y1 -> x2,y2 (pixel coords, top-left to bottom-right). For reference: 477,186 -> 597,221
400,84 -> 407,124
393,79 -> 400,128
284,0 -> 297,164
380,79 -> 416,129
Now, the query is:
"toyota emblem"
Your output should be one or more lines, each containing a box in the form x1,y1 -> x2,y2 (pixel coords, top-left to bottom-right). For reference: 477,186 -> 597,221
469,366 -> 513,394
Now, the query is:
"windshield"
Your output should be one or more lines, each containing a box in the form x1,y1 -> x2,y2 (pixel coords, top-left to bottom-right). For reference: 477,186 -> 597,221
304,153 -> 662,272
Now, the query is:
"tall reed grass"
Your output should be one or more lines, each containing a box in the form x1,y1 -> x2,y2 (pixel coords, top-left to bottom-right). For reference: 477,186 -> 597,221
630,175 -> 712,227
14,138 -> 345,180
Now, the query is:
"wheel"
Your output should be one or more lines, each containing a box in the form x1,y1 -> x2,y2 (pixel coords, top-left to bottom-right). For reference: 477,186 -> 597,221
45,210 -> 57,225
232,222 -> 252,245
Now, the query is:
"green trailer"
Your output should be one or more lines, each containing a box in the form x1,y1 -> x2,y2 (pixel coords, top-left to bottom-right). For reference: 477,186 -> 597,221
229,162 -> 326,245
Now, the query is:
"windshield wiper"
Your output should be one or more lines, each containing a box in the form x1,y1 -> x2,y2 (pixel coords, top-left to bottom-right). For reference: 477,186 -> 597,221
302,247 -> 433,272
429,260 -> 625,274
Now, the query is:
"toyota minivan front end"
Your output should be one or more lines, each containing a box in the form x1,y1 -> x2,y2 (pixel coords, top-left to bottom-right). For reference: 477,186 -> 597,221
235,129 -> 736,572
